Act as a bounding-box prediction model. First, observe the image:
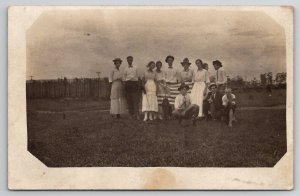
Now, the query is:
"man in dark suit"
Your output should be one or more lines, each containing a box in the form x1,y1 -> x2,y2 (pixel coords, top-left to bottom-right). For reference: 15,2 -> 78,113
203,83 -> 223,120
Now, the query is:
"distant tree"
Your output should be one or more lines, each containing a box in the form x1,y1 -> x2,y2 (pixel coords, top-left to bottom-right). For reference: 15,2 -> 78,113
266,72 -> 273,84
228,75 -> 245,89
260,74 -> 267,85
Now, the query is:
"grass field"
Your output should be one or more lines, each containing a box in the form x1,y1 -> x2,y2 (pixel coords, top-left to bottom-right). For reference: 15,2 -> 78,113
26,89 -> 286,167
27,89 -> 286,112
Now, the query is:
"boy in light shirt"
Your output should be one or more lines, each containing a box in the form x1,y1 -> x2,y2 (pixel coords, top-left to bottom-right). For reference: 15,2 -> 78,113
172,83 -> 199,126
222,88 -> 237,127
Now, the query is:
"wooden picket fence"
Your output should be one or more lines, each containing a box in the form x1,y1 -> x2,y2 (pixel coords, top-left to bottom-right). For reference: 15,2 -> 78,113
26,78 -> 110,99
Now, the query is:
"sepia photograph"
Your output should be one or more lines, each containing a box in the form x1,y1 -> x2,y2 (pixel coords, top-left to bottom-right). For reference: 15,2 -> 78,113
8,6 -> 293,189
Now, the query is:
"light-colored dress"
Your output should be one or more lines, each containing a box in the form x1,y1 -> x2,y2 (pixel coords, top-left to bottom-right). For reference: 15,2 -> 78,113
190,69 -> 210,117
109,68 -> 127,114
142,70 -> 158,112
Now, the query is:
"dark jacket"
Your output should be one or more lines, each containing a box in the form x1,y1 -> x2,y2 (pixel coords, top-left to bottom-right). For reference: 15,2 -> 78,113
204,91 -> 223,108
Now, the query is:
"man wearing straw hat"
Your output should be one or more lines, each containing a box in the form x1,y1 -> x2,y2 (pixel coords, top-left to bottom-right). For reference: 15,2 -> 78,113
172,83 -> 199,125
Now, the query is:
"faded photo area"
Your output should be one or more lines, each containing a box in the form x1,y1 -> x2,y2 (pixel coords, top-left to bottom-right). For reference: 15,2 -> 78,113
26,8 -> 287,167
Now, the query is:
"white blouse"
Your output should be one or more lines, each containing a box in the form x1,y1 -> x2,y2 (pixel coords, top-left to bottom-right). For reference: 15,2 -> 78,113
165,67 -> 178,83
109,68 -> 123,83
193,69 -> 210,83
155,70 -> 165,81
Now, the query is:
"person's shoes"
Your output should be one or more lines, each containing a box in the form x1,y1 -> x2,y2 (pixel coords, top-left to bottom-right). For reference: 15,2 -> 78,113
143,118 -> 148,122
229,122 -> 233,127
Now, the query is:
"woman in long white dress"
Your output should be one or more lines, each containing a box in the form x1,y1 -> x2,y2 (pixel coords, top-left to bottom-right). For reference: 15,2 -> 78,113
155,61 -> 168,120
190,59 -> 210,117
109,58 -> 127,118
142,61 -> 158,121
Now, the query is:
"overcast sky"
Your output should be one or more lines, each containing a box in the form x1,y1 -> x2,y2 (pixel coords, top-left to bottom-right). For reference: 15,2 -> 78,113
26,8 -> 286,80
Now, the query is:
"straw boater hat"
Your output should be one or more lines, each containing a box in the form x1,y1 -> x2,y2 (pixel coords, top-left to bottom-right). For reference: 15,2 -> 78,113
181,58 -> 191,66
112,58 -> 122,63
208,83 -> 217,90
165,55 -> 175,62
178,83 -> 190,91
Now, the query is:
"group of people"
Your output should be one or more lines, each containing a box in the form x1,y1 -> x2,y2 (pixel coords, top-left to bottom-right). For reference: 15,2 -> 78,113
108,55 -> 237,127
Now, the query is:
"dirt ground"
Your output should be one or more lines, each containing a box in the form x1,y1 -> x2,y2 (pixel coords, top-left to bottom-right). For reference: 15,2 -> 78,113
27,92 -> 286,167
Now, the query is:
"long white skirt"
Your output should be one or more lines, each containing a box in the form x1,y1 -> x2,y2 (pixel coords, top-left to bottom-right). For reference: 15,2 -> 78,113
190,82 -> 206,117
110,80 -> 127,114
142,80 -> 158,112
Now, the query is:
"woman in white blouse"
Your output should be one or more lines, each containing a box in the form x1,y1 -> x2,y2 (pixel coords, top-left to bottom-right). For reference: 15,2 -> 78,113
190,59 -> 210,117
142,61 -> 158,121
109,58 -> 127,118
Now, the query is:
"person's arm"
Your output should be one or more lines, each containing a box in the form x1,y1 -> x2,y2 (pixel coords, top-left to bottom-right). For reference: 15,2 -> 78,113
203,71 -> 209,95
176,70 -> 180,83
231,94 -> 236,104
190,70 -> 194,82
162,71 -> 166,85
222,69 -> 227,84
186,94 -> 192,107
174,96 -> 180,110
122,68 -> 127,81
109,70 -> 113,83
177,71 -> 182,83
142,72 -> 146,94
135,67 -> 139,80
222,95 -> 227,106
205,70 -> 210,83
192,70 -> 195,83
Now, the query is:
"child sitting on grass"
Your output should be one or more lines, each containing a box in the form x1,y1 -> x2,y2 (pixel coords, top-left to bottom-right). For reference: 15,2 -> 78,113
222,88 -> 237,127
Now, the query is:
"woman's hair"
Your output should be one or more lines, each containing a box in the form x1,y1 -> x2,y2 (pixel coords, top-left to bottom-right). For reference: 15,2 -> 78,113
195,59 -> 203,65
202,63 -> 208,69
156,61 -> 162,67
147,61 -> 155,68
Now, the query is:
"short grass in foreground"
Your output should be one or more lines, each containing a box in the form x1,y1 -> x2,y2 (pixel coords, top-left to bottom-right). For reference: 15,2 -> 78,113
27,107 -> 286,167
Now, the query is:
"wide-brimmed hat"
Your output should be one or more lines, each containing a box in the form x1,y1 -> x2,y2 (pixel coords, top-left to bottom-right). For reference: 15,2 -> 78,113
208,83 -> 217,90
212,60 -> 222,67
178,83 -> 190,91
181,58 -> 191,66
165,55 -> 175,62
112,58 -> 122,63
